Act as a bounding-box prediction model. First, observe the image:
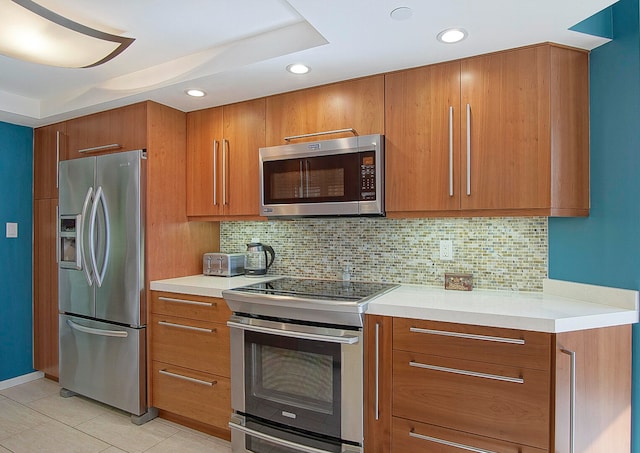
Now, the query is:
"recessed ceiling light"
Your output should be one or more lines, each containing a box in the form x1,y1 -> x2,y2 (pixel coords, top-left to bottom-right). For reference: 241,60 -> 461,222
186,89 -> 206,97
286,63 -> 310,75
437,28 -> 468,44
390,7 -> 413,21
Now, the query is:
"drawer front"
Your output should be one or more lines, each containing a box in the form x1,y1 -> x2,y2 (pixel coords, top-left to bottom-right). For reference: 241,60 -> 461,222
151,291 -> 231,323
393,350 -> 550,448
393,318 -> 551,370
392,417 -> 547,453
151,314 -> 230,377
152,361 -> 231,431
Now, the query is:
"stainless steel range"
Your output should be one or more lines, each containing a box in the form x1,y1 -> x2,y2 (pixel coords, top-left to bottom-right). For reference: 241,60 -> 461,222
222,277 -> 397,453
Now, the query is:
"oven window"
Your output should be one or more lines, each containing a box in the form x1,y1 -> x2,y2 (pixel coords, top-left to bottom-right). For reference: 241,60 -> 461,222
244,330 -> 341,438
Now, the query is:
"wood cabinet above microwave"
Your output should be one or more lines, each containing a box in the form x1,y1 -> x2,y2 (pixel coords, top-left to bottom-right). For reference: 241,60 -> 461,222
385,43 -> 589,217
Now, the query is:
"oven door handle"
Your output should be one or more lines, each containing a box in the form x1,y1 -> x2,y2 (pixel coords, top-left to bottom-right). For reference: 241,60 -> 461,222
229,419 -> 337,453
227,320 -> 360,344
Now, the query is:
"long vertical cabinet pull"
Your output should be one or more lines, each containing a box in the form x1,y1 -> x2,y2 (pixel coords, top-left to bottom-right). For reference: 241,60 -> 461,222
55,130 -> 60,189
561,348 -> 577,453
466,103 -> 471,196
449,106 -> 454,197
222,139 -> 228,206
212,140 -> 218,206
375,322 -> 380,420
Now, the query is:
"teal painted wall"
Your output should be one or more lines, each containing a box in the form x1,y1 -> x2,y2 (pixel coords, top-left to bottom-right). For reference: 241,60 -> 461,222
548,0 -> 640,449
0,121 -> 34,381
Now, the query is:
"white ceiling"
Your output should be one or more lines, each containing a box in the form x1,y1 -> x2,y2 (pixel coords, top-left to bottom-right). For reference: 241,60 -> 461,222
0,0 -> 617,127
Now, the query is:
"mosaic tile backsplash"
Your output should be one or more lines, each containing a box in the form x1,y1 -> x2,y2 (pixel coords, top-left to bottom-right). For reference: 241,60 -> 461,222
220,217 -> 548,291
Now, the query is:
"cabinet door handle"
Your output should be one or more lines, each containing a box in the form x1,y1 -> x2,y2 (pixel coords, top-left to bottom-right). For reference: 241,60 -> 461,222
222,139 -> 228,206
409,430 -> 496,453
409,361 -> 524,384
55,205 -> 60,264
158,321 -> 215,333
158,296 -> 215,307
77,143 -> 122,153
449,106 -> 454,197
375,322 -> 380,421
466,103 -> 471,196
409,326 -> 525,345
213,140 -> 218,206
159,369 -> 216,386
561,348 -> 576,453
55,130 -> 60,188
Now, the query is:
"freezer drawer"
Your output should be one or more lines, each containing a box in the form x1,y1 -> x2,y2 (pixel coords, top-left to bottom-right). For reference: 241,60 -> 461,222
59,315 -> 146,416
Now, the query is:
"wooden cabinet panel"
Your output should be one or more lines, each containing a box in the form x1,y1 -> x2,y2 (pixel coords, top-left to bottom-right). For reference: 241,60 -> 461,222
393,350 -> 551,449
461,45 -> 551,211
392,417 -> 546,453
266,75 -> 384,146
186,99 -> 265,217
66,103 -> 147,158
393,318 -> 551,371
151,314 -> 230,378
385,61 -> 461,212
152,361 -> 231,431
554,326 -> 632,453
363,315 -> 392,453
151,292 -> 231,324
34,122 -> 66,199
33,199 -> 58,379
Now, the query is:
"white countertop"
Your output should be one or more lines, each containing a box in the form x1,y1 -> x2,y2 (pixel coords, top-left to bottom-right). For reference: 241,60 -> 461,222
150,275 -> 638,333
150,274 -> 282,298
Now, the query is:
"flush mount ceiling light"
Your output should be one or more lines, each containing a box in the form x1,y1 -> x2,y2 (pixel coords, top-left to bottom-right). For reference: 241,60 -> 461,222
437,28 -> 468,44
0,0 -> 134,68
390,7 -> 413,21
286,63 -> 310,75
186,89 -> 206,97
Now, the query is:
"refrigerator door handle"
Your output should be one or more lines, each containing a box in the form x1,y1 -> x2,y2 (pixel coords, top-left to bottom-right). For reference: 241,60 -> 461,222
89,186 -> 111,287
66,319 -> 129,338
80,186 -> 94,286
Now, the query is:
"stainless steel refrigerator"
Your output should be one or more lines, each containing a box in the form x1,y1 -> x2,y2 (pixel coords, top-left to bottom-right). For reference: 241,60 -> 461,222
58,149 -> 156,424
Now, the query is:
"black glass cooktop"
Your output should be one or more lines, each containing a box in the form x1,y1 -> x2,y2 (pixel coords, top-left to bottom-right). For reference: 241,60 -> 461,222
232,277 -> 397,302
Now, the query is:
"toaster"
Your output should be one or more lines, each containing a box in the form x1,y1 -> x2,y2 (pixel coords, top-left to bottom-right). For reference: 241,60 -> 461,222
203,253 -> 245,277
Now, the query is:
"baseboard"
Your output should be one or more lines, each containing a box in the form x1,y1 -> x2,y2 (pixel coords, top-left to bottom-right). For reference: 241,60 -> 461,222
0,371 -> 44,390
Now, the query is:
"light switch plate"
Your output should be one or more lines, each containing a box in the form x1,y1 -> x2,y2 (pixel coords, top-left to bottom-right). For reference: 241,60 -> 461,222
6,222 -> 18,238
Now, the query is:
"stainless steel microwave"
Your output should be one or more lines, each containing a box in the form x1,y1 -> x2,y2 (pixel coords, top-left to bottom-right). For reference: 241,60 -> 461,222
259,134 -> 384,217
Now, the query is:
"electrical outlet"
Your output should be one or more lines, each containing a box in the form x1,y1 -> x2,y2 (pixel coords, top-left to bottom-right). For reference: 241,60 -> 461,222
440,240 -> 453,260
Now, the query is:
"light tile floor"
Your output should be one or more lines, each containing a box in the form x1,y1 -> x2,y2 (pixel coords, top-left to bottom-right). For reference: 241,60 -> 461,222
0,378 -> 231,452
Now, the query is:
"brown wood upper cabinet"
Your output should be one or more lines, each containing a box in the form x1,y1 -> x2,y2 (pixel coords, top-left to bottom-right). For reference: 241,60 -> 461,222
266,75 -> 384,146
385,44 -> 589,217
65,102 -> 147,159
33,122 -> 66,199
186,99 -> 265,218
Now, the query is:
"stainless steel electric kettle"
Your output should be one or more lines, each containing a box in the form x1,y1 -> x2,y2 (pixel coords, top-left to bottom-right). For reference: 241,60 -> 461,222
244,239 -> 275,277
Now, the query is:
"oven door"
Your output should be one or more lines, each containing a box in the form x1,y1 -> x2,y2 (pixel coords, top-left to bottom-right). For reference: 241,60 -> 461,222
228,315 -> 363,445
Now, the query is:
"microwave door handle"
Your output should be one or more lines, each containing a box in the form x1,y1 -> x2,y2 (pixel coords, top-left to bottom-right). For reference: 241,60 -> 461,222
299,160 -> 304,198
305,160 -> 310,198
227,320 -> 359,344
228,419 -> 335,453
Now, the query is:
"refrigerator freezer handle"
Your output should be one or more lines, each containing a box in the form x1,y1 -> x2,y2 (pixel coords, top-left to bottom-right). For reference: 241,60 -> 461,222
66,319 -> 128,337
89,186 -> 111,287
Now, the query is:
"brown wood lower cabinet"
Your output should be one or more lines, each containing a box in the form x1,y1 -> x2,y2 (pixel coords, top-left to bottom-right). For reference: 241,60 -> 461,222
150,291 -> 232,439
364,315 -> 632,453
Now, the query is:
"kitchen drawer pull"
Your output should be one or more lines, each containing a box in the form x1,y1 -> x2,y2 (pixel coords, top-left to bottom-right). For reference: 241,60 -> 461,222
409,326 -> 525,345
561,348 -> 577,453
409,361 -> 524,384
229,419 -> 334,453
409,430 -> 496,453
77,143 -> 122,153
159,369 -> 216,386
158,321 -> 215,333
158,296 -> 215,307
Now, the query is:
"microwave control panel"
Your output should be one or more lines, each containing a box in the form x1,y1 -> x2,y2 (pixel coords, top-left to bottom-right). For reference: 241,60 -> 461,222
360,151 -> 376,200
